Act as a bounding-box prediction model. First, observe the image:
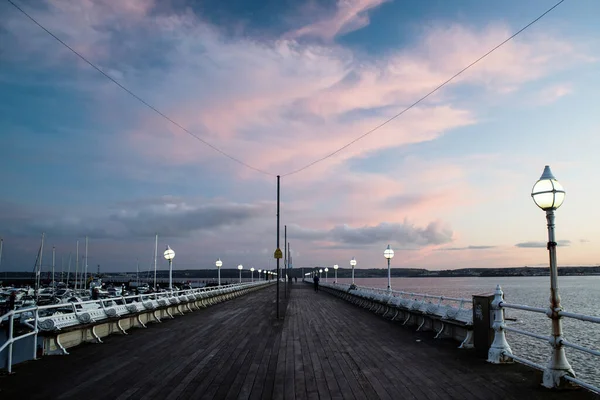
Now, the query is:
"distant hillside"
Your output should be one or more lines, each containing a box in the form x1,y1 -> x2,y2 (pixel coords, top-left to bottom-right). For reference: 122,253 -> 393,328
2,266 -> 599,285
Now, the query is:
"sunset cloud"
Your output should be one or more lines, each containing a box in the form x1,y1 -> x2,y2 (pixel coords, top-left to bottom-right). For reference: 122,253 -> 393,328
1,0 -> 599,271
287,0 -> 390,41
515,240 -> 572,248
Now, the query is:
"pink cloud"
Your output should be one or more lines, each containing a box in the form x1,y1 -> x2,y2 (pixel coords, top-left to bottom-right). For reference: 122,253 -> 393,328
287,0 -> 390,41
117,23 -> 584,184
535,83 -> 573,104
4,1 -> 598,270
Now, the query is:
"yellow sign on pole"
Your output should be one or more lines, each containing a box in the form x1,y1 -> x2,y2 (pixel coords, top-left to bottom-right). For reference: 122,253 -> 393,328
274,248 -> 283,259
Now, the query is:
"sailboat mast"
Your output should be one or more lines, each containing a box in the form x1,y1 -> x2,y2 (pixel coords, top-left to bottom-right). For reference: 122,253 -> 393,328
67,253 -> 72,287
52,246 -> 55,293
136,258 -> 139,286
153,233 -> 158,291
0,238 -> 3,279
75,240 -> 79,291
37,233 -> 45,299
84,236 -> 88,291
61,256 -> 64,283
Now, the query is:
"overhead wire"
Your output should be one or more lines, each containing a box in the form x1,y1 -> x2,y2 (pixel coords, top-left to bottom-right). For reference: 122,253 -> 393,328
281,0 -> 565,177
6,0 -> 275,177
7,0 -> 564,179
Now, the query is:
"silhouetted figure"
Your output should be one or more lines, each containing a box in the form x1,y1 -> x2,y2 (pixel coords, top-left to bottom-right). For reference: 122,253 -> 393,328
295,277 -> 297,283
313,275 -> 320,292
92,287 -> 100,300
8,291 -> 16,310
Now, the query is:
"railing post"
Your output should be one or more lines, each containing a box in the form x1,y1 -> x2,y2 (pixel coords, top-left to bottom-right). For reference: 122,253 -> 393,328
488,285 -> 513,363
33,307 -> 39,360
7,311 -> 14,374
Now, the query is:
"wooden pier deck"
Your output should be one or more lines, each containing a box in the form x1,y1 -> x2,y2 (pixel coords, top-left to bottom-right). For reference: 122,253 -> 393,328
0,283 -> 597,399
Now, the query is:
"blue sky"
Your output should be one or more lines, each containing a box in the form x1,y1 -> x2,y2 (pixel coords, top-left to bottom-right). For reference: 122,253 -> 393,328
1,0 -> 599,274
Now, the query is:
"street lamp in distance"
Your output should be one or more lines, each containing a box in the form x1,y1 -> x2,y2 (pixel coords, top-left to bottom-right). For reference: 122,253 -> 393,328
216,259 -> 223,286
350,257 -> 357,285
163,245 -> 175,291
237,264 -> 243,283
384,244 -> 395,292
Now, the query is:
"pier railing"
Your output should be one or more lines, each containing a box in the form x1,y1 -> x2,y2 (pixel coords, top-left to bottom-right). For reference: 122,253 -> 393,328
335,283 -> 471,309
0,281 -> 271,373
488,284 -> 599,394
316,280 -> 599,394
318,282 -> 475,348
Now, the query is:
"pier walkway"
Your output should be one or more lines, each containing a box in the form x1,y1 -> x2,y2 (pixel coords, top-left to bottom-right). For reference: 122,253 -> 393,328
0,284 -> 597,399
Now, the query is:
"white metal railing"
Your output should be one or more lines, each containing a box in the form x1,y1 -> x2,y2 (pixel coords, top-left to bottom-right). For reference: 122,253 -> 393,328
324,282 -> 471,309
0,280 -> 272,373
488,284 -> 600,394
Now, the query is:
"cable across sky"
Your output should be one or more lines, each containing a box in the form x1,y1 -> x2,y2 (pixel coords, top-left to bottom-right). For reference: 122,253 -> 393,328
7,0 -> 565,179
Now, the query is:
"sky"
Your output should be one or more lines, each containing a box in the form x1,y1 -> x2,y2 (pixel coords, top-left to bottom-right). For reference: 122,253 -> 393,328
1,0 -> 600,274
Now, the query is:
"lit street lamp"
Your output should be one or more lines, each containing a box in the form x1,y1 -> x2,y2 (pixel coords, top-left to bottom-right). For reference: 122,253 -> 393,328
163,245 -> 175,290
216,259 -> 223,286
350,257 -> 356,285
319,269 -> 323,278
258,269 -> 262,281
324,267 -> 329,282
531,165 -> 574,388
333,264 -> 339,283
384,244 -> 395,292
237,264 -> 243,283
251,267 -> 255,282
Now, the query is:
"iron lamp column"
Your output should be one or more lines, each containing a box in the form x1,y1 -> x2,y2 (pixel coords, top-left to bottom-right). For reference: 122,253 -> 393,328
216,259 -> 223,286
163,245 -> 175,291
384,244 -> 395,292
238,264 -> 243,283
333,264 -> 339,283
324,267 -> 329,282
350,257 -> 356,285
531,165 -> 574,388
251,267 -> 255,282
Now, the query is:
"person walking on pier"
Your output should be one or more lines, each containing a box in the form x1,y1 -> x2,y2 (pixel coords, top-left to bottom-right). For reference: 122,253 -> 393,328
313,274 -> 320,292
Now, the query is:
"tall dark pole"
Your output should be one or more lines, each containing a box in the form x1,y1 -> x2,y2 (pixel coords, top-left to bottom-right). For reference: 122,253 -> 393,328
276,175 -> 280,319
284,224 -> 287,299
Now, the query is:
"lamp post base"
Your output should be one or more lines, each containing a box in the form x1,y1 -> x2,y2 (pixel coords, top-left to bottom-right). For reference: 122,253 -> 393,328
542,346 -> 576,389
542,368 -> 576,389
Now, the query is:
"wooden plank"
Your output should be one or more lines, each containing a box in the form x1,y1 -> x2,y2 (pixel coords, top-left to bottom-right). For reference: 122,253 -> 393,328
283,315 -> 296,400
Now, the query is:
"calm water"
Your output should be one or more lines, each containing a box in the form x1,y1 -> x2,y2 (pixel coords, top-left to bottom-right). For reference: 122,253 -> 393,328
331,276 -> 600,388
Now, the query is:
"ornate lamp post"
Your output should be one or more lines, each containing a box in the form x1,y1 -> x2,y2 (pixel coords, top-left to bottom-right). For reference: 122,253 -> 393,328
237,264 -> 243,283
258,269 -> 262,281
531,165 -> 574,388
216,259 -> 223,286
163,245 -> 175,290
324,267 -> 329,282
250,267 -> 255,282
350,257 -> 356,285
333,264 -> 339,283
384,244 -> 395,292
